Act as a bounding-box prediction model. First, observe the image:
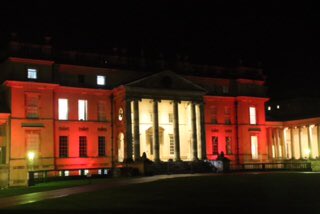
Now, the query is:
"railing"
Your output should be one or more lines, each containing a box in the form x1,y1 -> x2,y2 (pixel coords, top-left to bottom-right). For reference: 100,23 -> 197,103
230,162 -> 312,172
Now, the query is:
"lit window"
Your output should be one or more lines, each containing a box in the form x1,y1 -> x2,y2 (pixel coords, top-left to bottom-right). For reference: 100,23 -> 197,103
97,75 -> 106,85
251,135 -> 258,159
267,106 -> 271,111
118,108 -> 124,121
249,107 -> 257,125
58,99 -> 68,120
64,170 -> 70,176
27,68 -> 37,79
277,105 -> 280,109
78,100 -> 88,120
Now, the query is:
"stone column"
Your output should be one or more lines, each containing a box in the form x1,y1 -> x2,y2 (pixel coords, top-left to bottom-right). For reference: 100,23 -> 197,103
125,98 -> 133,161
133,99 -> 140,161
317,124 -> 320,158
280,128 -> 286,158
275,129 -> 281,159
173,100 -> 181,161
267,128 -> 274,159
307,125 -> 313,159
298,126 -> 303,159
273,129 -> 278,159
199,103 -> 207,160
153,99 -> 160,162
191,102 -> 198,161
290,127 -> 295,159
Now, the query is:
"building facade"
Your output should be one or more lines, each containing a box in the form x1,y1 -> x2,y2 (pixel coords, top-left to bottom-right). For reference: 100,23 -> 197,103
0,40 -> 273,186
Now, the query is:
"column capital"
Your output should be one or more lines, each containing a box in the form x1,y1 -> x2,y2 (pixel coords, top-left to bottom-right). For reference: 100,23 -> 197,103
125,97 -> 133,102
153,98 -> 162,103
132,97 -> 142,102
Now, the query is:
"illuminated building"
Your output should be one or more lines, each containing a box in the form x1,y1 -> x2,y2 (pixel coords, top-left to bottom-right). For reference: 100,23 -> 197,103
0,38 -> 270,186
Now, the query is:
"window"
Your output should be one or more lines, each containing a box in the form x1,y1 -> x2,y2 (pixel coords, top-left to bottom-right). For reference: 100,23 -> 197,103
212,136 -> 218,155
59,136 -> 68,158
98,169 -> 108,175
78,75 -> 84,84
251,135 -> 258,159
98,101 -> 107,121
222,86 -> 229,94
27,68 -> 37,79
97,75 -> 106,86
25,93 -> 39,118
58,99 -> 68,120
225,118 -> 231,125
78,100 -> 88,121
149,135 -> 153,155
0,147 -> 6,164
211,106 -> 217,124
79,136 -> 87,157
249,106 -> 257,125
224,106 -> 231,115
169,134 -> 174,155
98,136 -> 106,156
26,130 -> 40,155
118,108 -> 124,121
226,137 -> 232,155
168,113 -> 173,123
149,112 -> 153,122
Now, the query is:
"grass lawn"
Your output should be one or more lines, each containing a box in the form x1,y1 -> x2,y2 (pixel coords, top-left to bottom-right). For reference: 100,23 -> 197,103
0,177 -> 118,198
4,172 -> 320,213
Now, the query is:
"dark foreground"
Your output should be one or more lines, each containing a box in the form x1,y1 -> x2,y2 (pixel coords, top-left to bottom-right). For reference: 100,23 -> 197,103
2,172 -> 320,213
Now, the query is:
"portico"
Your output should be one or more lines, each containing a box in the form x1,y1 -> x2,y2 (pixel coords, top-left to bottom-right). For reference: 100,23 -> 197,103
267,120 -> 320,160
117,71 -> 207,162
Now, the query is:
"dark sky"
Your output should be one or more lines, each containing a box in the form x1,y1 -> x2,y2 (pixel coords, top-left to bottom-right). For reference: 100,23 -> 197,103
1,1 -> 320,99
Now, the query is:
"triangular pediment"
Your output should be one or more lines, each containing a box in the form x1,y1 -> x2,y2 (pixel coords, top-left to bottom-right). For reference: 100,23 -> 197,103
125,70 -> 207,93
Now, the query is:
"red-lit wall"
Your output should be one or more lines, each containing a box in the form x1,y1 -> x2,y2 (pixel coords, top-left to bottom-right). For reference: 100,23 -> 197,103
205,96 -> 269,164
54,87 -> 112,170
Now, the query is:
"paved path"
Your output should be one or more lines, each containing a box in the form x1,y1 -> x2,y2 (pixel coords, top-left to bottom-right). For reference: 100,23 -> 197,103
0,173 -> 212,209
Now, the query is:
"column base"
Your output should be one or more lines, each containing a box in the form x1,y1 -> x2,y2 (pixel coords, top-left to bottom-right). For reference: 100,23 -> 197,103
154,158 -> 161,163
123,158 -> 134,163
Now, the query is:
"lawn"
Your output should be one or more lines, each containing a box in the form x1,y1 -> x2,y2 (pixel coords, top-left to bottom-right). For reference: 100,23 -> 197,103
4,172 -> 320,213
0,177 -> 114,198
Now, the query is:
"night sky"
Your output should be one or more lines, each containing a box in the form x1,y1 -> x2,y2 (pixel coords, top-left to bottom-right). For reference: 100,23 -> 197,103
1,1 -> 320,99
